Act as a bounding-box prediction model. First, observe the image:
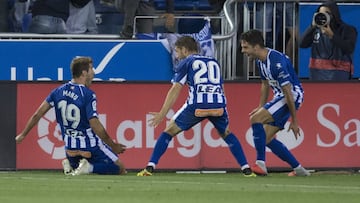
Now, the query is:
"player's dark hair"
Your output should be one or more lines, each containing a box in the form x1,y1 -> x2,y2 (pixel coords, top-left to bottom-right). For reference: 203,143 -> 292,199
240,29 -> 265,47
71,56 -> 93,78
175,36 -> 199,53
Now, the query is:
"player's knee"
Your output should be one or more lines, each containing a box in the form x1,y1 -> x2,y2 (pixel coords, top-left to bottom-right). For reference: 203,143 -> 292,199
164,122 -> 182,136
250,114 -> 261,124
250,110 -> 270,124
219,128 -> 231,139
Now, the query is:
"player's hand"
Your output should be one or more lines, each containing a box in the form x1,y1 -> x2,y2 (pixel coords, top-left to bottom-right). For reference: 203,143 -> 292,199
287,121 -> 300,140
15,134 -> 26,144
112,143 -> 126,154
148,112 -> 164,128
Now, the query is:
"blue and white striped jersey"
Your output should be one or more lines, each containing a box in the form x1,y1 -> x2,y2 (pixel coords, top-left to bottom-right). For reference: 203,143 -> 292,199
46,81 -> 100,150
256,49 -> 304,103
172,54 -> 226,108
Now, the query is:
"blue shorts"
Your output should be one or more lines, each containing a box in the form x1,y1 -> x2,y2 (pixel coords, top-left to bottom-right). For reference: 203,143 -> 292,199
264,96 -> 301,129
173,104 -> 229,134
66,143 -> 118,169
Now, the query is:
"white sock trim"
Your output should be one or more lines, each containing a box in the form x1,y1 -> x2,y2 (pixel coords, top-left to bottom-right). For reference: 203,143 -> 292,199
241,164 -> 250,170
147,162 -> 156,169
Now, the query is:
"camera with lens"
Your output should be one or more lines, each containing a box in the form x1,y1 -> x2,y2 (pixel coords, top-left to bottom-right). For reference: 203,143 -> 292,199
313,12 -> 331,27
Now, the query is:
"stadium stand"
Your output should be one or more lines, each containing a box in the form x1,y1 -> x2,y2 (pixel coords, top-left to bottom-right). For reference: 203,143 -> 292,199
93,0 -> 214,34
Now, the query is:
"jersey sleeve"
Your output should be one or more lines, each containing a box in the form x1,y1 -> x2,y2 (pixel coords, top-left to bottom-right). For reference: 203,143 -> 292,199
85,92 -> 98,120
271,54 -> 291,87
45,88 -> 57,107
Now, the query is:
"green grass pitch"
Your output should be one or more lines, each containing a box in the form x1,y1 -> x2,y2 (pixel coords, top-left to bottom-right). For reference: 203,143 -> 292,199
0,170 -> 359,203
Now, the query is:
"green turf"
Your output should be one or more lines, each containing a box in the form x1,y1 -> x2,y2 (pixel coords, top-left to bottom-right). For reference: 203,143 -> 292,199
0,171 -> 359,203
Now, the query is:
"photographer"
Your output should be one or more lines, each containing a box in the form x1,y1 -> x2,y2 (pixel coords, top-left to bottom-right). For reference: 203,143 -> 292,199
299,0 -> 357,80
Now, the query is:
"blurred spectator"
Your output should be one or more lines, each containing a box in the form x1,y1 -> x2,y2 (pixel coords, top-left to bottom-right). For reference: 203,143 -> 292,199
29,0 -> 69,34
66,0 -> 98,34
0,0 -> 9,32
254,2 -> 297,63
8,0 -> 33,32
254,2 -> 274,48
282,2 -> 298,64
177,13 -> 206,34
119,0 -> 174,39
207,0 -> 226,34
208,0 -> 225,13
299,0 -> 357,80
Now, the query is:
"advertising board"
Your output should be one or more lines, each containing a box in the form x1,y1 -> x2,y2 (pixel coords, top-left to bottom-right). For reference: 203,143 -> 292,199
0,40 -> 173,81
16,82 -> 360,170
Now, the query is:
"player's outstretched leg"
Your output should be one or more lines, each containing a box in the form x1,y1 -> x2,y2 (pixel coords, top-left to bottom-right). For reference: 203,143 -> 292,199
137,132 -> 173,176
267,138 -> 310,176
224,133 -> 256,177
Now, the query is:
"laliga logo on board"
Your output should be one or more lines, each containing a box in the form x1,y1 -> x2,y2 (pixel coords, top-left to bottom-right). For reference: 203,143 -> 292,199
10,42 -> 125,81
93,43 -> 124,76
245,122 -> 304,151
37,109 -> 66,159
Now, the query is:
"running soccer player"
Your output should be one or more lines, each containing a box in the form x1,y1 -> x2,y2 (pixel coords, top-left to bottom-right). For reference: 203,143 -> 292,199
16,56 -> 126,175
137,36 -> 256,177
240,29 -> 310,176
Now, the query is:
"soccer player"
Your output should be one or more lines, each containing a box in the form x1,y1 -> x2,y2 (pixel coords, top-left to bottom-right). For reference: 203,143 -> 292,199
240,29 -> 310,176
15,56 -> 126,175
137,36 -> 256,177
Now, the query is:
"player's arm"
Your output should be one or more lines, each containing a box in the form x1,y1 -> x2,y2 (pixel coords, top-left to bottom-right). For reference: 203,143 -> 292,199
15,101 -> 52,143
249,80 -> 269,116
282,83 -> 300,139
89,117 -> 126,154
149,82 -> 183,127
259,80 -> 270,107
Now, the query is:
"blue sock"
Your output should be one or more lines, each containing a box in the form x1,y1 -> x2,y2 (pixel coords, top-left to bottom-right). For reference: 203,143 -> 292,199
252,123 -> 266,161
149,132 -> 173,165
224,133 -> 248,167
93,163 -> 120,175
267,139 -> 299,168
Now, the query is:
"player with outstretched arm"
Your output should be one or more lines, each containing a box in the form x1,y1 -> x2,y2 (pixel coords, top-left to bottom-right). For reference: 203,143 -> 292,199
137,36 -> 256,177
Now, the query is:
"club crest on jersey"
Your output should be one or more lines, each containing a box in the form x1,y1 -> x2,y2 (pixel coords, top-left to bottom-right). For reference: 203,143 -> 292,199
92,100 -> 97,111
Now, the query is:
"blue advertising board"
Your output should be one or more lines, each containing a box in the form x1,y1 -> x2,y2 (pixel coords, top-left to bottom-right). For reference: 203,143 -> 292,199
0,40 -> 173,81
299,3 -> 360,78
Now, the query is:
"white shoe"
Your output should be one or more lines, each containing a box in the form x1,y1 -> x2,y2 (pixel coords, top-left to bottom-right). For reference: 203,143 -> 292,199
288,166 -> 311,176
251,160 -> 268,176
72,159 -> 91,176
61,159 -> 73,175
